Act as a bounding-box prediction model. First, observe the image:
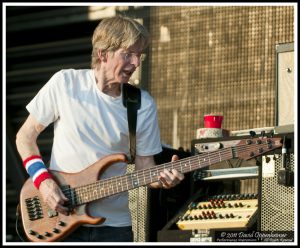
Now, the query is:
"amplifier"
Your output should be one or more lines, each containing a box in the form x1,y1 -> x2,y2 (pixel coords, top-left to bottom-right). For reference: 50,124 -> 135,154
157,192 -> 258,242
275,42 -> 294,126
260,132 -> 294,232
176,194 -> 258,230
260,152 -> 294,231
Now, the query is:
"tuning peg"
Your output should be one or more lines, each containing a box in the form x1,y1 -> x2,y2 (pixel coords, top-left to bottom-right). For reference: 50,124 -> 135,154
255,157 -> 261,166
269,130 -> 274,138
249,131 -> 256,137
261,131 -> 265,137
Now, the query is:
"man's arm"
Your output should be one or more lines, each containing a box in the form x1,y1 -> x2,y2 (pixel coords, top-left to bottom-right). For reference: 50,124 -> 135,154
135,155 -> 184,189
16,114 -> 46,159
16,114 -> 69,215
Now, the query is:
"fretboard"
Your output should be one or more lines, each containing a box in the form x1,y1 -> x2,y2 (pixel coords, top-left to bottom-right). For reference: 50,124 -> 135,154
63,147 -> 234,207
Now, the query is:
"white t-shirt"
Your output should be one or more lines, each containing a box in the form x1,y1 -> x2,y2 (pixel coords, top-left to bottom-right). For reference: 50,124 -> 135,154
26,69 -> 162,227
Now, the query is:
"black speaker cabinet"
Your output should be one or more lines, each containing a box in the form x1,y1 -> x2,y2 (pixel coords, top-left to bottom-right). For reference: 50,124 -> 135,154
260,133 -> 294,231
275,42 -> 294,127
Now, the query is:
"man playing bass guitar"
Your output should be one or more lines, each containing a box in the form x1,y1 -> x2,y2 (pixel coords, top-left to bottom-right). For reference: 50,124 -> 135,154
16,15 -> 184,242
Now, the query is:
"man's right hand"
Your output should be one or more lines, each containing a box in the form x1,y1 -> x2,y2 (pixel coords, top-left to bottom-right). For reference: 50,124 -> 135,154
39,178 -> 69,215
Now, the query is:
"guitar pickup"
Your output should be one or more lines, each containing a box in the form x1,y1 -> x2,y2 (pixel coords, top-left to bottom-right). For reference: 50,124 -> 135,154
29,215 -> 43,221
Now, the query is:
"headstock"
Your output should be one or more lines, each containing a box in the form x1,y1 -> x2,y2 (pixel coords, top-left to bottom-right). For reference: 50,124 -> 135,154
234,137 -> 282,160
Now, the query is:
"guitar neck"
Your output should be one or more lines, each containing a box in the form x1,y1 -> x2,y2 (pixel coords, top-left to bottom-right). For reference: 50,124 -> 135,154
66,147 -> 234,207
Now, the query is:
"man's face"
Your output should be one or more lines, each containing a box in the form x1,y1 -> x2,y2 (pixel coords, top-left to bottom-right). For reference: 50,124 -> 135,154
104,43 -> 144,84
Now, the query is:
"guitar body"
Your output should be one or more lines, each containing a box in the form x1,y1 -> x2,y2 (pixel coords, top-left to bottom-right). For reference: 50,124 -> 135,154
19,153 -> 127,242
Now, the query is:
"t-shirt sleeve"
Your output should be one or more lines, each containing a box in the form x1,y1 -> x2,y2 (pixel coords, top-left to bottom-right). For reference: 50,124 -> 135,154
26,71 -> 62,127
136,94 -> 162,156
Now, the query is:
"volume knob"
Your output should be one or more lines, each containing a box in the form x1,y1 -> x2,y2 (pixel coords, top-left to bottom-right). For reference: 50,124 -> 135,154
58,221 -> 66,226
36,234 -> 43,239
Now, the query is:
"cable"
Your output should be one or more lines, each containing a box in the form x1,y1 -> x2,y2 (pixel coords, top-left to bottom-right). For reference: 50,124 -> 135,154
281,136 -> 287,169
15,204 -> 25,242
278,136 -> 294,186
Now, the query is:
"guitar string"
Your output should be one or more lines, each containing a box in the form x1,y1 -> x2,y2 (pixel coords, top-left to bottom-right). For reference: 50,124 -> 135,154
75,140 -> 276,194
61,141 -> 280,206
77,141 -> 274,192
61,147 -> 233,205
61,142 -> 279,206
63,142 -> 276,206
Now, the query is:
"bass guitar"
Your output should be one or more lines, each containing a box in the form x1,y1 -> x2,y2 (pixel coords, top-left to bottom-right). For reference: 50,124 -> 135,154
19,136 -> 282,241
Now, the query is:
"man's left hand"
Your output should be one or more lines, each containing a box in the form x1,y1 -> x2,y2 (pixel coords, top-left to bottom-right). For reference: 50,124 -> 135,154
158,155 -> 185,189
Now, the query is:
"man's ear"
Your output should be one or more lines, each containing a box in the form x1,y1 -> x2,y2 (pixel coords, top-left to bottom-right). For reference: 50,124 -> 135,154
97,50 -> 107,62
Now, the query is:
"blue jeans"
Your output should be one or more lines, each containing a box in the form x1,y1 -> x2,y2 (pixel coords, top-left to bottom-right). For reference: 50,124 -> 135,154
62,226 -> 133,242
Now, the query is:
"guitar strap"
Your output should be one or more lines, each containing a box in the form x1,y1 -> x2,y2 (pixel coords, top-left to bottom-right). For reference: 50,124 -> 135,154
122,83 -> 141,164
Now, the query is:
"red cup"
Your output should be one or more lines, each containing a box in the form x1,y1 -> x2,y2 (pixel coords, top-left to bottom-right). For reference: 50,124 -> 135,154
204,115 -> 223,128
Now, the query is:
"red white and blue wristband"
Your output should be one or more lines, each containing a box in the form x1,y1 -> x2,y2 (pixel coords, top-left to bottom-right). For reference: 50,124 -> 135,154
23,155 -> 52,189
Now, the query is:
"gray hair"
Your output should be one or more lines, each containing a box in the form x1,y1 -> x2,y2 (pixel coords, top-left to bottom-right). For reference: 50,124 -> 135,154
91,15 -> 150,68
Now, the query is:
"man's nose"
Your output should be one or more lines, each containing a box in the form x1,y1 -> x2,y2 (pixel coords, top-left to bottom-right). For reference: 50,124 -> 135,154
130,55 -> 141,67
